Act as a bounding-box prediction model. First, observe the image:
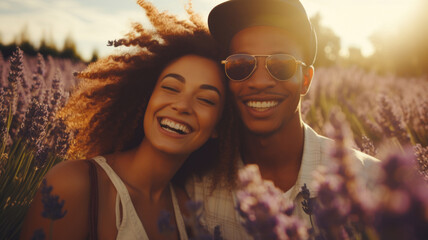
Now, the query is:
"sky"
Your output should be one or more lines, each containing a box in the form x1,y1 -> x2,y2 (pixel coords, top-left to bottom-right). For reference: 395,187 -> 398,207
0,0 -> 421,60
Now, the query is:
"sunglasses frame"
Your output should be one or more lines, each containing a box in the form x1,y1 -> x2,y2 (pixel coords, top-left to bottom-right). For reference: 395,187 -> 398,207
221,54 -> 307,81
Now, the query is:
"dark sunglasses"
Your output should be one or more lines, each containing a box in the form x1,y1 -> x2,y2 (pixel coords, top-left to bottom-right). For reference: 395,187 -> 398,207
221,54 -> 307,81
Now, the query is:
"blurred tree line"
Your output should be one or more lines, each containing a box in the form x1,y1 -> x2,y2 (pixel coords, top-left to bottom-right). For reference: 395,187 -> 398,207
311,0 -> 427,77
0,26 -> 99,63
1,1 -> 427,77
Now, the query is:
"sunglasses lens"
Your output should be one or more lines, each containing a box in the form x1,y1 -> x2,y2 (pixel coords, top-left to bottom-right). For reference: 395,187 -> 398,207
267,55 -> 297,80
225,55 -> 256,81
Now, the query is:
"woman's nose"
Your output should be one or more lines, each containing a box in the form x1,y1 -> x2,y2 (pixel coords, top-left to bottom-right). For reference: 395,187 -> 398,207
171,95 -> 193,115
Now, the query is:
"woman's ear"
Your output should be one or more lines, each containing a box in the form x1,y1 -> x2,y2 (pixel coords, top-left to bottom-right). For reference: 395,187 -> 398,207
301,65 -> 314,96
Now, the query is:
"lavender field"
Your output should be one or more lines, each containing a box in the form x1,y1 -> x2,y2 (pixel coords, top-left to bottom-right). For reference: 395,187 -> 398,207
0,49 -> 427,239
303,66 -> 428,177
0,49 -> 85,239
238,66 -> 428,239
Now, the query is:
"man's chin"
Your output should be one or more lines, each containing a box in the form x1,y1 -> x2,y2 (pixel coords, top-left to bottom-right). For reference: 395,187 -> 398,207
243,124 -> 282,138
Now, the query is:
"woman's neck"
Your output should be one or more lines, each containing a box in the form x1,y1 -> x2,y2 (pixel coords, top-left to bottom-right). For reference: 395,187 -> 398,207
112,138 -> 188,202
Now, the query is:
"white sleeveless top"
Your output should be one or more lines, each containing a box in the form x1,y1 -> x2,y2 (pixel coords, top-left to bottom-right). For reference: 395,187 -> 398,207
93,156 -> 188,240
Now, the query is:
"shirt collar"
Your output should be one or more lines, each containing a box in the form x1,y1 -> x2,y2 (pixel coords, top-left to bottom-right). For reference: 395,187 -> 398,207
236,123 -> 322,199
287,123 -> 321,199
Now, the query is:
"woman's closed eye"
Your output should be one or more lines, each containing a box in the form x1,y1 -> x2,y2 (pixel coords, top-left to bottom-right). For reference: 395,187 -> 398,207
161,85 -> 180,93
197,97 -> 216,106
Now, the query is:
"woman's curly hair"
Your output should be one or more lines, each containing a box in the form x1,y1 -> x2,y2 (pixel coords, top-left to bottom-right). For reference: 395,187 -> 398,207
59,0 -> 239,188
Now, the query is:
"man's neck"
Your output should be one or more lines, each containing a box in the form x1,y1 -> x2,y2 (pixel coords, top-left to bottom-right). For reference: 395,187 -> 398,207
241,119 -> 305,192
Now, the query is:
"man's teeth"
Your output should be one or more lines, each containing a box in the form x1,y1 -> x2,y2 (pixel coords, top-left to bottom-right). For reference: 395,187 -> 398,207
246,101 -> 279,110
160,118 -> 190,134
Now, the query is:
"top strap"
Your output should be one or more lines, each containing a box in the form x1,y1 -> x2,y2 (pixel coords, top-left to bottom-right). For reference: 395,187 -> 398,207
87,159 -> 99,240
170,184 -> 189,240
92,156 -> 148,239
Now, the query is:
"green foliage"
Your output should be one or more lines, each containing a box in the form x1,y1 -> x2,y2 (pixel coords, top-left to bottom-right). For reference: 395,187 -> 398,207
0,28 -> 87,62
39,34 -> 60,59
368,1 -> 428,77
59,34 -> 82,61
0,48 -> 72,240
89,49 -> 99,63
310,13 -> 341,68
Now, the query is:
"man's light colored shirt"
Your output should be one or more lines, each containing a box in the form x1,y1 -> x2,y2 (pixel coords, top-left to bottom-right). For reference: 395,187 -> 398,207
186,123 -> 379,240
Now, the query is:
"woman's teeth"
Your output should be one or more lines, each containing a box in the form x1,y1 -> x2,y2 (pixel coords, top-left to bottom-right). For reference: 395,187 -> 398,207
160,118 -> 191,134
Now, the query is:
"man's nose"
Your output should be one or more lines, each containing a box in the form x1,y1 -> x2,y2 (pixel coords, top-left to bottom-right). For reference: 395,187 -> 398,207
246,58 -> 276,90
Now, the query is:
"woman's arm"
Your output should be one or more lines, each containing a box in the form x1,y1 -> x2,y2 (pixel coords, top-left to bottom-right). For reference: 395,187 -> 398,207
19,160 -> 92,240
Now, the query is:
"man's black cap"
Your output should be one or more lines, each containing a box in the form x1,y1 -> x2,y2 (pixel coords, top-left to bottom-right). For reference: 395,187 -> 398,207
208,0 -> 317,65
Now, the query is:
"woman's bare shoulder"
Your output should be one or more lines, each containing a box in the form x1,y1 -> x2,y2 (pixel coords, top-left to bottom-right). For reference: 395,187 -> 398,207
45,160 -> 93,188
19,160 -> 94,240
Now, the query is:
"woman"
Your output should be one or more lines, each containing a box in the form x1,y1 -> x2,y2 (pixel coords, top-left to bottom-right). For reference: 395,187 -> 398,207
19,1 -> 236,239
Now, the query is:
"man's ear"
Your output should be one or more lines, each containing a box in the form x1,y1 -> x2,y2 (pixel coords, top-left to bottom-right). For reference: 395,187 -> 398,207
301,65 -> 314,96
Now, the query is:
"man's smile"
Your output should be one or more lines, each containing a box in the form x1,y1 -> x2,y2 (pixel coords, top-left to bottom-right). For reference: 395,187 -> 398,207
238,92 -> 288,113
245,100 -> 280,112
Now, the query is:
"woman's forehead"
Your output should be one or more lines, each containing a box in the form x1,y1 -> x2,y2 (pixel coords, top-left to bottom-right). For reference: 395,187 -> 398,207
159,55 -> 224,90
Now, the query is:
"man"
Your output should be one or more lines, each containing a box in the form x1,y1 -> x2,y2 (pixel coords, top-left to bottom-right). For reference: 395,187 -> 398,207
187,0 -> 378,239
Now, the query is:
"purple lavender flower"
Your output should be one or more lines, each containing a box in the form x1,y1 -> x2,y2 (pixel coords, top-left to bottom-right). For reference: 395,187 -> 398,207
186,200 -> 203,214
49,120 -> 70,157
0,153 -> 7,176
6,48 -> 24,116
7,48 -> 24,87
311,109 -> 376,239
359,135 -> 377,157
41,89 -> 50,109
31,229 -> 46,240
414,144 -> 428,181
31,53 -> 46,100
1,50 -> 84,240
157,210 -> 175,234
416,100 -> 428,134
18,98 -> 48,148
14,85 -> 30,131
213,225 -> 223,240
40,178 -> 67,220
375,95 -> 411,146
0,52 -> 6,88
50,71 -> 62,108
184,200 -> 216,240
313,173 -> 350,229
34,145 -> 50,169
0,88 -> 8,140
237,164 -> 308,240
5,48 -> 33,140
373,147 -> 428,240
300,184 -> 316,231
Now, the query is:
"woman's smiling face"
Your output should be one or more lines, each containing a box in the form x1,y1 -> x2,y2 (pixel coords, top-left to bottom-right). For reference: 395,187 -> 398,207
143,55 -> 225,156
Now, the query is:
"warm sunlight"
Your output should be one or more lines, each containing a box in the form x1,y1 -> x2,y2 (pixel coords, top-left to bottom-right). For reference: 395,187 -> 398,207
0,0 -> 423,59
1,1 -> 427,239
301,0 -> 421,56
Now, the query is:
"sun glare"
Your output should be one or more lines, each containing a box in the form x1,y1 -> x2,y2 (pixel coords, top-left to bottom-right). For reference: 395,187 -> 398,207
302,0 -> 421,56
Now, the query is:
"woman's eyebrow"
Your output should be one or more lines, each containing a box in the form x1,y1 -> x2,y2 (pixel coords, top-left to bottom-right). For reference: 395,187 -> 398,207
161,73 -> 185,83
162,73 -> 221,97
200,84 -> 221,97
